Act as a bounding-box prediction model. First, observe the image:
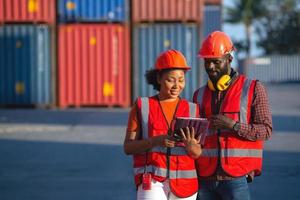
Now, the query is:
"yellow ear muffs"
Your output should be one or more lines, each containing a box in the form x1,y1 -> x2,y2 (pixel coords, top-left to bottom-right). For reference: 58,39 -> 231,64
207,75 -> 232,91
216,75 -> 231,91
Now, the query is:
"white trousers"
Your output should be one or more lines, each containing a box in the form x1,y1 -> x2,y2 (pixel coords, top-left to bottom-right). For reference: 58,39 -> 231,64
137,180 -> 197,200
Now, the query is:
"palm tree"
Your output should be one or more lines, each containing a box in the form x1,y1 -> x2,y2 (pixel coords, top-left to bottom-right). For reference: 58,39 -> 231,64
225,0 -> 266,58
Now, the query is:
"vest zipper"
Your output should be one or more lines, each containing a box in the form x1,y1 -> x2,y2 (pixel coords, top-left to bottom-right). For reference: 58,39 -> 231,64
216,91 -> 222,170
217,90 -> 231,171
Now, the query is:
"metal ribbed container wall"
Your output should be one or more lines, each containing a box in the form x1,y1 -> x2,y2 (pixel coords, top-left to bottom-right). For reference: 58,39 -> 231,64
0,25 -> 51,106
203,5 -> 221,37
58,24 -> 130,108
240,56 -> 300,83
58,0 -> 128,22
132,0 -> 204,23
133,23 -> 200,101
0,0 -> 55,24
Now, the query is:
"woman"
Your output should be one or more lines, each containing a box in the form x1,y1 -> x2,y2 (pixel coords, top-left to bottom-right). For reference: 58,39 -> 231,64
124,49 -> 202,200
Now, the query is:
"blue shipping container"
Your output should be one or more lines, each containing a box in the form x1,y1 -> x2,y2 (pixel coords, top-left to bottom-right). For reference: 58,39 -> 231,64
203,5 -> 222,38
133,23 -> 201,101
0,25 -> 51,106
58,0 -> 128,22
197,5 -> 222,87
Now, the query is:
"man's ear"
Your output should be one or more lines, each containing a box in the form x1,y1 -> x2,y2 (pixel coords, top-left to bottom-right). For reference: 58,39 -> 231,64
228,54 -> 233,63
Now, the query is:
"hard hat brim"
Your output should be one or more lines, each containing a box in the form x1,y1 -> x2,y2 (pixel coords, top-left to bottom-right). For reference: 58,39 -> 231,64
154,66 -> 191,71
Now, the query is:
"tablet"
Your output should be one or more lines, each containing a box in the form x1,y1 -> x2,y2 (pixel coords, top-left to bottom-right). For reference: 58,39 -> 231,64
172,117 -> 209,145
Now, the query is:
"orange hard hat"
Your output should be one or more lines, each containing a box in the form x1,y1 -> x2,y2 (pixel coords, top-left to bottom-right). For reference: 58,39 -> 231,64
155,49 -> 191,71
198,31 -> 235,58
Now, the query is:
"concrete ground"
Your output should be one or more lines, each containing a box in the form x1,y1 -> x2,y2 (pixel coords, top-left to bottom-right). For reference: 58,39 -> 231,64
0,83 -> 300,200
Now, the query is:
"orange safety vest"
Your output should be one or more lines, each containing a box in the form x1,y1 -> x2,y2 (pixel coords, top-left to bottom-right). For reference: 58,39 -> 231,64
133,96 -> 198,198
193,75 -> 263,177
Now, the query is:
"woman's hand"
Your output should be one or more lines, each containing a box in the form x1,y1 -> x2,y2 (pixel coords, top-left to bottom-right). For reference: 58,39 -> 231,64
180,127 -> 202,159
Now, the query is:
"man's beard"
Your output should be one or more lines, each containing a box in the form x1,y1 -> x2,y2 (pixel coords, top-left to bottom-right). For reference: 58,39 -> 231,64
207,66 -> 229,84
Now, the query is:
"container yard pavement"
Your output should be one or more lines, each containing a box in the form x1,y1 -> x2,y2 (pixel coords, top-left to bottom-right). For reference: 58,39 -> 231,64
0,83 -> 300,200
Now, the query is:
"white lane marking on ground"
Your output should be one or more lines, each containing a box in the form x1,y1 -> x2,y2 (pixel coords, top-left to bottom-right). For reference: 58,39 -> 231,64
0,124 -> 70,133
0,124 -> 126,145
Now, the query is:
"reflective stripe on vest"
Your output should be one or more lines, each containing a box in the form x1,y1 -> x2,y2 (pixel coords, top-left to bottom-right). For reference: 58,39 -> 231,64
201,149 -> 263,158
140,97 -> 149,139
134,165 -> 197,179
240,78 -> 252,123
150,146 -> 187,156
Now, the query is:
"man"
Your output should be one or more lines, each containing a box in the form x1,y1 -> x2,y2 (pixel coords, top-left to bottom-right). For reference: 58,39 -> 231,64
193,31 -> 272,200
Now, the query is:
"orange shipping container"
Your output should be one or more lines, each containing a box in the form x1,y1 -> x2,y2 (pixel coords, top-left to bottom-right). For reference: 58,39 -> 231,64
0,0 -> 55,24
58,24 -> 130,108
132,0 -> 204,23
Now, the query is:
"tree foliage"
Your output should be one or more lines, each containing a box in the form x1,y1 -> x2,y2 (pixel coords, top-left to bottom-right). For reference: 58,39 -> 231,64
256,0 -> 300,55
225,0 -> 266,57
225,0 -> 300,56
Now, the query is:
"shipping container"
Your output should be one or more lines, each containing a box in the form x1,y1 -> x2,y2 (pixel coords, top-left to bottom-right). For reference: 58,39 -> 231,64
203,5 -> 222,38
58,0 -> 128,22
197,5 -> 223,87
58,24 -> 130,108
133,23 -> 201,101
0,25 -> 52,106
0,0 -> 56,24
239,56 -> 300,83
132,0 -> 204,23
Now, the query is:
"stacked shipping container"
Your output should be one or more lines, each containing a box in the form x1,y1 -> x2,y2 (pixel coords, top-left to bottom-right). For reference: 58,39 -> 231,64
0,0 -> 56,24
0,25 -> 51,105
58,24 -> 130,108
58,0 -> 128,22
132,0 -> 203,23
57,0 -> 130,108
132,0 -> 204,101
0,0 -> 54,106
133,24 -> 199,99
203,5 -> 222,38
0,0 -> 223,108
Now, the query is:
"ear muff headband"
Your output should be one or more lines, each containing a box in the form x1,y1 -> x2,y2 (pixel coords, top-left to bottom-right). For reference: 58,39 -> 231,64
207,75 -> 232,91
